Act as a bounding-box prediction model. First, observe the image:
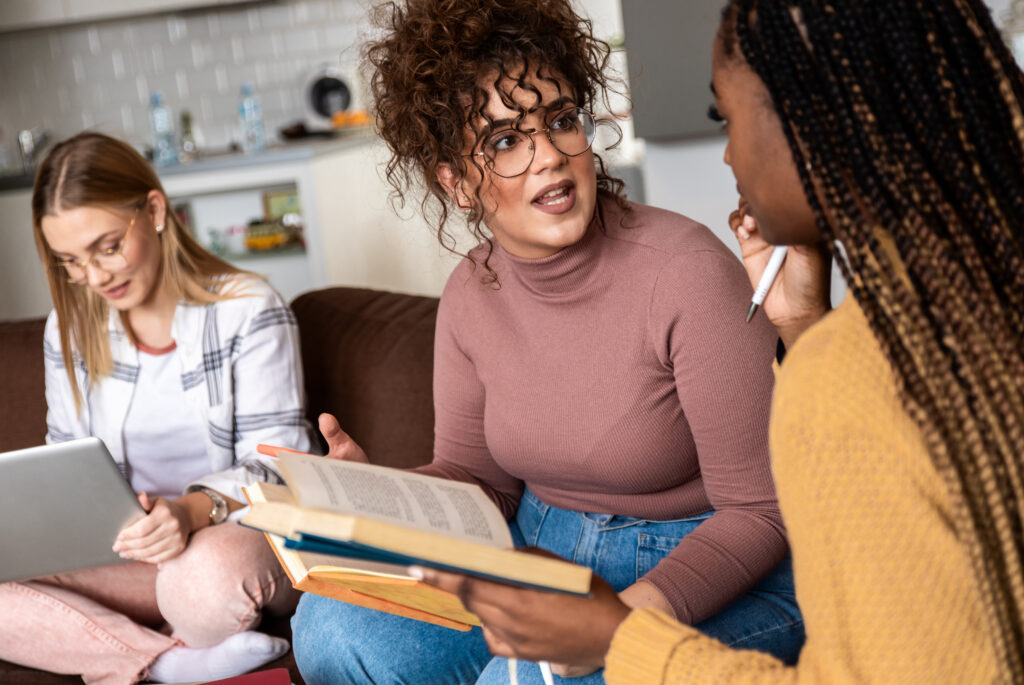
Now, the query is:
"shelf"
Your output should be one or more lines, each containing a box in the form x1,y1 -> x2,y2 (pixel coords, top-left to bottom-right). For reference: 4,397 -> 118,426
216,245 -> 307,261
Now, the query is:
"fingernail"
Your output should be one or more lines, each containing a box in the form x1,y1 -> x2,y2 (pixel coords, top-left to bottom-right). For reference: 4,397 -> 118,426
743,214 -> 756,230
407,566 -> 426,580
738,227 -> 751,240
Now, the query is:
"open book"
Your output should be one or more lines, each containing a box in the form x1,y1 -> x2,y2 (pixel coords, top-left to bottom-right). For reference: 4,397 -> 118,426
241,445 -> 592,631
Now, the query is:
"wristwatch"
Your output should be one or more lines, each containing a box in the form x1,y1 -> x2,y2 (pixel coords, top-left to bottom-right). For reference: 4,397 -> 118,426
197,486 -> 229,525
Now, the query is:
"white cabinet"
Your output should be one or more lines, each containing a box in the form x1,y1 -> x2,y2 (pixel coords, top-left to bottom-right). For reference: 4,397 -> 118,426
0,0 -> 252,32
0,188 -> 51,321
161,156 -> 327,306
0,1 -> 65,32
309,138 -> 460,298
160,135 -> 461,304
62,0 -> 251,25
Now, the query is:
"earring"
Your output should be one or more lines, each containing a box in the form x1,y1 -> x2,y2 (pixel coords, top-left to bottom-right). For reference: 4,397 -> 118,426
155,224 -> 164,233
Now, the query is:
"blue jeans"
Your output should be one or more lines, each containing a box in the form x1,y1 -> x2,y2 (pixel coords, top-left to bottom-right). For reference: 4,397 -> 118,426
292,489 -> 804,684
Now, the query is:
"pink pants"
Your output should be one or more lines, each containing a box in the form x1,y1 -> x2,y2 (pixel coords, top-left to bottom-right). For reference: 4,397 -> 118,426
0,521 -> 298,685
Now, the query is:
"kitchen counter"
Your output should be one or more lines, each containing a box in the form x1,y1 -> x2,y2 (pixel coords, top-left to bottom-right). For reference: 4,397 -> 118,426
0,128 -> 374,193
158,128 -> 374,178
0,172 -> 34,192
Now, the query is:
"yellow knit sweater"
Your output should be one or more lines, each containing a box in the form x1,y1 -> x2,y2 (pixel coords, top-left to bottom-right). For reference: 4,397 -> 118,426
604,295 -> 999,683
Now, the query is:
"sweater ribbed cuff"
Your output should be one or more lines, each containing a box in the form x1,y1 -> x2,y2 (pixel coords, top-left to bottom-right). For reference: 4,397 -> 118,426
604,608 -> 698,684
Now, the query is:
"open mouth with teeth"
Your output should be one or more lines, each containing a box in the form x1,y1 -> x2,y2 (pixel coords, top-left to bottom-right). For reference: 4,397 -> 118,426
536,187 -> 570,205
532,182 -> 576,212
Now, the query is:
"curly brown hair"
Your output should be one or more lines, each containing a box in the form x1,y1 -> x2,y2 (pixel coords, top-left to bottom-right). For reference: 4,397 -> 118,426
364,0 -> 628,276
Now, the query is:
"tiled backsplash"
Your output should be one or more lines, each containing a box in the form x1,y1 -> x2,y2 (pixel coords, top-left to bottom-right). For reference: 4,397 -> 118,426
0,0 -> 373,162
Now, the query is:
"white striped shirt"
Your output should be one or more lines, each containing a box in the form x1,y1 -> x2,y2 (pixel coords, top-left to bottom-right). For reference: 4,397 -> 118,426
43,275 -> 315,502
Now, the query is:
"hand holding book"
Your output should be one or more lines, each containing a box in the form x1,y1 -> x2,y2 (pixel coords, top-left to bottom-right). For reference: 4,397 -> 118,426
410,561 -> 629,670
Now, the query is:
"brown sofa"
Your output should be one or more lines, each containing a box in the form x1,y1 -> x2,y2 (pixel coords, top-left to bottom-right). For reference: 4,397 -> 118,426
0,286 -> 440,684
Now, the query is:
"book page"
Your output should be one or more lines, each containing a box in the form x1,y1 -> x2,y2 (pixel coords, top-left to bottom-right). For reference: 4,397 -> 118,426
278,452 -> 512,548
245,482 -> 422,578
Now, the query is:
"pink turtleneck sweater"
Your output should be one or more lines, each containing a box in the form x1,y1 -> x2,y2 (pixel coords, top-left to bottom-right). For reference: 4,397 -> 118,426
416,196 -> 786,623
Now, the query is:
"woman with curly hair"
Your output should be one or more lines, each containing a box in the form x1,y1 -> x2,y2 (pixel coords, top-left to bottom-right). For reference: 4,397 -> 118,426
417,0 -> 1024,682
291,0 -> 804,682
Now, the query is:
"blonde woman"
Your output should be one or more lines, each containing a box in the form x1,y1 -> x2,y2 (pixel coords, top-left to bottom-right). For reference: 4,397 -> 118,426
0,132 -> 312,685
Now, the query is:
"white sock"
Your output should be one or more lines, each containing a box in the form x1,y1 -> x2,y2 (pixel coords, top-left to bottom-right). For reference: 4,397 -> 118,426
147,631 -> 290,683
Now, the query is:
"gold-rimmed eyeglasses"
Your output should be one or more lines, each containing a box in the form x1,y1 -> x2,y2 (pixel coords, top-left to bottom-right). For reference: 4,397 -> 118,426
54,208 -> 139,284
465,107 -> 597,178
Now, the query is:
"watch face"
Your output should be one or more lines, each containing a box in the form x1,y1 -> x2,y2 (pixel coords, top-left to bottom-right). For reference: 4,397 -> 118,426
202,488 -> 228,524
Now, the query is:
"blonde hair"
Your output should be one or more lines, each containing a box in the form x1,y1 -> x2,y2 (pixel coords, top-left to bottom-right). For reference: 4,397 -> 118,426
32,132 -> 252,410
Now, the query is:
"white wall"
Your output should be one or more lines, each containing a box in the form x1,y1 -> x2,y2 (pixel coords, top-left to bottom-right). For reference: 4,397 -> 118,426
642,128 -> 849,306
0,0 -> 630,167
0,0 -> 372,159
989,0 -> 1015,23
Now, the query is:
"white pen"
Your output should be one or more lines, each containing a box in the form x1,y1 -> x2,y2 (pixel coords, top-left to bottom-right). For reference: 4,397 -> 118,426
745,245 -> 788,323
507,658 -> 554,685
539,660 -> 555,685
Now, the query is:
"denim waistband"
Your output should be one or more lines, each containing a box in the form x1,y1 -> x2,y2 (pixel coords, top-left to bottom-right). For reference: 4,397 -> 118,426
520,487 -> 714,532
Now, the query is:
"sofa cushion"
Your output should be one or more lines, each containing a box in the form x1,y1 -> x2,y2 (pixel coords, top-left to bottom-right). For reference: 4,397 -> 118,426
290,287 -> 439,470
0,318 -> 48,451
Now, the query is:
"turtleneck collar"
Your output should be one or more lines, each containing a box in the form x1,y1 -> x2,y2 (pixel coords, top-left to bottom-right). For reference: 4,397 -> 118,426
492,197 -> 615,299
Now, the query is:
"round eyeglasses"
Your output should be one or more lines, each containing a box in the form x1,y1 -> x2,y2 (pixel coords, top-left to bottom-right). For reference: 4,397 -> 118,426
466,107 -> 597,178
54,208 -> 139,284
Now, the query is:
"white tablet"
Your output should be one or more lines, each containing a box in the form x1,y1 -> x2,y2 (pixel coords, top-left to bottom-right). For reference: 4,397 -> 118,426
0,437 -> 145,583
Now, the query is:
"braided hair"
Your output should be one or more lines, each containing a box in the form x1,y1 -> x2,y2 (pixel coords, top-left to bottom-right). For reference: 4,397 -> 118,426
722,0 -> 1024,678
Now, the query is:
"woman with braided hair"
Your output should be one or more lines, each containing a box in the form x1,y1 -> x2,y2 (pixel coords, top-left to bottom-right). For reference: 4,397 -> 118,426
417,0 -> 1024,682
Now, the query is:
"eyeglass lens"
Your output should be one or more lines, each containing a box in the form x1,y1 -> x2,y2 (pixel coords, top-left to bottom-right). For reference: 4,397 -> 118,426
481,108 -> 596,178
62,251 -> 129,282
58,211 -> 136,282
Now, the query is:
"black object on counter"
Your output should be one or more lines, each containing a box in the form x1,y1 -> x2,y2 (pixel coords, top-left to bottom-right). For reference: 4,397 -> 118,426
278,121 -> 336,140
309,75 -> 351,118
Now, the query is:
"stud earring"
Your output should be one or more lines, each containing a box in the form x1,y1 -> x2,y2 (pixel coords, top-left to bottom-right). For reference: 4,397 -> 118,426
155,224 -> 164,233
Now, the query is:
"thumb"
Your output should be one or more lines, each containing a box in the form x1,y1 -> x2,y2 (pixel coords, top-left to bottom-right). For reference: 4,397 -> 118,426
319,413 -> 350,447
137,492 -> 154,512
318,413 -> 370,463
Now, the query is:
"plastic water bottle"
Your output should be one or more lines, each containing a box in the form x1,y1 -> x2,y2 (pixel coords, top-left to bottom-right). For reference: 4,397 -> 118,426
178,109 -> 198,164
149,93 -> 178,167
238,84 -> 266,155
